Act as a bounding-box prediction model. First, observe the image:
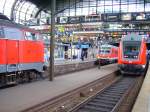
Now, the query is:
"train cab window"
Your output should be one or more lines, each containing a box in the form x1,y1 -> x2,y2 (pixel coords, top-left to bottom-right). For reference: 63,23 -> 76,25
25,32 -> 39,41
99,50 -> 110,54
123,42 -> 141,59
4,27 -> 22,40
105,50 -> 110,54
100,46 -> 111,54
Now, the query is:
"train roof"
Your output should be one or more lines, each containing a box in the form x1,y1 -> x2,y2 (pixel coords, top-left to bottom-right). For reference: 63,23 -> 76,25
0,19 -> 32,30
0,13 -> 9,20
122,33 -> 142,41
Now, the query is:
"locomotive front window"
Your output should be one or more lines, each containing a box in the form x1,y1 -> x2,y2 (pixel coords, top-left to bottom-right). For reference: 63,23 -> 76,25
99,47 -> 111,54
99,50 -> 110,54
123,41 -> 141,59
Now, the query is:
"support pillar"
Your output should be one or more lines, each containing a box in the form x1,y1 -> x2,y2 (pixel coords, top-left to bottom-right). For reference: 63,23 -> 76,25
49,0 -> 56,81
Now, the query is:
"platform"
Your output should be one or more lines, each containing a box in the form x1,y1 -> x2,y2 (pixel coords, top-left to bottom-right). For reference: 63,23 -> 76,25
0,64 -> 117,112
132,65 -> 150,112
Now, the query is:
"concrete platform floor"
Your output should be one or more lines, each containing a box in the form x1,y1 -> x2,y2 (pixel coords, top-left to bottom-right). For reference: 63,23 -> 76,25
132,66 -> 150,112
0,64 -> 117,112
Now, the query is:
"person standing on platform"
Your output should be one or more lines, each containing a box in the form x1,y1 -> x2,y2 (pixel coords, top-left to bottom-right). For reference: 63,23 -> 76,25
81,50 -> 85,61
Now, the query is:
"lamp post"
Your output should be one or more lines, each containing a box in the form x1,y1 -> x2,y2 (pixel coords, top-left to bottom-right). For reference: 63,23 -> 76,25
49,0 -> 56,81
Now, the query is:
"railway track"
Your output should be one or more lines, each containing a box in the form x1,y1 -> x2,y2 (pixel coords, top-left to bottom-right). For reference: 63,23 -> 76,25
22,71 -> 118,112
22,72 -> 143,112
69,76 -> 143,112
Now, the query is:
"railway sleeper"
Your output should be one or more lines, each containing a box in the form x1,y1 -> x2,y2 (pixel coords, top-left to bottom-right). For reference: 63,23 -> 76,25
102,92 -> 123,96
78,108 -> 99,112
109,85 -> 131,89
104,90 -> 124,94
95,97 -> 119,102
107,88 -> 127,92
100,94 -> 121,99
81,105 -> 111,112
110,84 -> 132,87
88,102 -> 114,109
92,99 -> 117,105
96,96 -> 120,101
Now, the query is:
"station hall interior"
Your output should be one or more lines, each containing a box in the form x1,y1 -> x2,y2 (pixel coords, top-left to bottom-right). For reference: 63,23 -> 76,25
0,0 -> 150,112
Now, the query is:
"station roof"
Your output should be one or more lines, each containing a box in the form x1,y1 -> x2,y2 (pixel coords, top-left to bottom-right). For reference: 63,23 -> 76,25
26,0 -> 80,15
0,0 -> 150,25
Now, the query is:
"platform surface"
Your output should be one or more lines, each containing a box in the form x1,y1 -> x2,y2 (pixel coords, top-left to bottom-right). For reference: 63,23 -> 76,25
0,64 -> 117,112
132,66 -> 150,112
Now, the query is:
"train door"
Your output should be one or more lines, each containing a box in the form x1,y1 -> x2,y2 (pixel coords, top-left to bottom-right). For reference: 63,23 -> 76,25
0,27 -> 7,73
3,27 -> 22,72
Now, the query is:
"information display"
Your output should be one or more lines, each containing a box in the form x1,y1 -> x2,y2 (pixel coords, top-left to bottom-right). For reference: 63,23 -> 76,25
121,13 -> 132,21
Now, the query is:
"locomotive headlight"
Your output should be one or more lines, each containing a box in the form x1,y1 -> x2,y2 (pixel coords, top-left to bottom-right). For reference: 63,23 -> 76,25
134,56 -> 138,58
142,65 -> 145,68
124,55 -> 128,58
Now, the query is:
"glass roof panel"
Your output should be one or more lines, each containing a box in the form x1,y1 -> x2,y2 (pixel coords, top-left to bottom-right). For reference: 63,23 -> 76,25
0,0 -> 6,13
0,0 -> 15,18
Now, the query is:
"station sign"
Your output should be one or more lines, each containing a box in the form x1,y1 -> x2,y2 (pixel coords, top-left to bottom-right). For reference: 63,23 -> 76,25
68,16 -> 82,23
85,14 -> 101,22
102,13 -> 120,22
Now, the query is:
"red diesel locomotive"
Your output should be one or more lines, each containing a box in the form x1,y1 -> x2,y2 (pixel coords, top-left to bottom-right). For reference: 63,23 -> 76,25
118,33 -> 148,75
0,19 -> 44,87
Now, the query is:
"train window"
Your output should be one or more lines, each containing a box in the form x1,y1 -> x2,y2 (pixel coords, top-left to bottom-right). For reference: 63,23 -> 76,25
105,50 -> 110,54
100,46 -> 111,54
123,42 -> 141,59
99,50 -> 110,54
4,27 -> 22,40
25,32 -> 38,41
0,28 -> 4,37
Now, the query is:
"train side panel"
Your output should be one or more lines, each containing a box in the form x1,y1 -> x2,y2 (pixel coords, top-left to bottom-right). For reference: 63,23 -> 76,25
19,40 -> 44,63
110,47 -> 118,59
6,40 -> 19,72
118,42 -> 123,64
0,39 -> 7,73
18,40 -> 44,72
7,40 -> 19,64
138,40 -> 147,65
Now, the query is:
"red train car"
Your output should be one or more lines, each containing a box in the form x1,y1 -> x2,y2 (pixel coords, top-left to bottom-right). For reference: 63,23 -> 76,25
118,33 -> 148,75
96,44 -> 118,65
0,19 -> 44,86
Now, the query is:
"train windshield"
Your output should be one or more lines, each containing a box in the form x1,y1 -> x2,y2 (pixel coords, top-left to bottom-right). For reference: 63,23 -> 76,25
123,41 -> 141,59
99,47 -> 111,54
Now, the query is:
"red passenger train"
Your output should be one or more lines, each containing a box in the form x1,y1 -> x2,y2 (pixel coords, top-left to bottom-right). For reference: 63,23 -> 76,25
96,44 -> 118,65
118,33 -> 148,75
0,19 -> 44,87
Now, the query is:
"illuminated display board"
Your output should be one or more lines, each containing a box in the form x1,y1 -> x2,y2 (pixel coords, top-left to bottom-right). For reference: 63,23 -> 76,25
121,13 -> 132,21
102,13 -> 120,22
